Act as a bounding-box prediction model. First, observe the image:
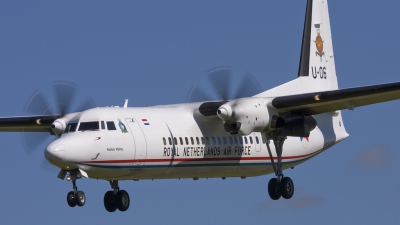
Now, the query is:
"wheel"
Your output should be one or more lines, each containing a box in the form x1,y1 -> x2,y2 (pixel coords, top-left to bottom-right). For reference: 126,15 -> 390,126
104,191 -> 117,212
281,177 -> 294,199
76,190 -> 86,207
116,190 -> 130,212
67,191 -> 76,207
268,178 -> 281,200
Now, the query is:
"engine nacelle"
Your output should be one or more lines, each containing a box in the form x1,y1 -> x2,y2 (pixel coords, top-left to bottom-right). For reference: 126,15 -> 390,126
216,98 -> 317,137
51,119 -> 66,135
274,114 -> 317,137
51,113 -> 80,135
217,98 -> 277,135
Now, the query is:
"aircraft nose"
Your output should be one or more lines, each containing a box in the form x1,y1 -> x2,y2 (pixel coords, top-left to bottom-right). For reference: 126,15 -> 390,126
45,142 -> 66,167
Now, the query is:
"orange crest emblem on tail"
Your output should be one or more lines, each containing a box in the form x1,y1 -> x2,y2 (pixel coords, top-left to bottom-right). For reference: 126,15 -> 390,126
314,29 -> 324,57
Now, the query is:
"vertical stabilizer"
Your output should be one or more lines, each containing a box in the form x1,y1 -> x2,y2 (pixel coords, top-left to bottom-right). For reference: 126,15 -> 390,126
255,0 -> 339,98
298,0 -> 338,93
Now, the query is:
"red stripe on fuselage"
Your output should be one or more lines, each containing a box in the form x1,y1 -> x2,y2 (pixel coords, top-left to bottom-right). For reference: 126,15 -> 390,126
81,149 -> 321,164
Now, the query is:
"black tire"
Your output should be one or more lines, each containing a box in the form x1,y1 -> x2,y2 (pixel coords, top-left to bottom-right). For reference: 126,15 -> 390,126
67,191 -> 76,207
76,190 -> 86,207
116,190 -> 130,212
104,191 -> 117,212
281,177 -> 294,199
268,178 -> 281,200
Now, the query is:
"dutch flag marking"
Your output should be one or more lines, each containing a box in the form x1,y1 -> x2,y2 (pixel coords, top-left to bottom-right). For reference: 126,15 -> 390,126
142,119 -> 150,125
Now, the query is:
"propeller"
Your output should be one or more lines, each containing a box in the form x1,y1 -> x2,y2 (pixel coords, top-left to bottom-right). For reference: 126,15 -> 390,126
22,81 -> 95,154
207,66 -> 232,101
188,67 -> 262,103
188,67 -> 262,116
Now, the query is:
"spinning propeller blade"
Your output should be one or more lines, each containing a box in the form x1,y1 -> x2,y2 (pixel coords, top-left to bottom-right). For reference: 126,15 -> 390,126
22,81 -> 95,155
53,81 -> 78,116
233,72 -> 263,100
207,66 -> 232,101
25,90 -> 54,115
192,66 -> 262,116
188,67 -> 262,103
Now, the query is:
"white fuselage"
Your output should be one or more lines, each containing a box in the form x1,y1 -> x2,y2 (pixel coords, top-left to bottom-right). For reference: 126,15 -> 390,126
45,102 -> 349,181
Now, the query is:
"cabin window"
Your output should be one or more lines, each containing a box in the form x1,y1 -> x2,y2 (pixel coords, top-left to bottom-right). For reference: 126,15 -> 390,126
174,137 -> 178,145
163,137 -> 166,145
179,137 -> 183,145
206,137 -> 210,145
229,136 -> 233,144
101,121 -> 105,130
255,136 -> 259,144
223,137 -> 227,145
217,137 -> 221,145
168,137 -> 172,145
212,137 -> 216,145
244,137 -> 248,144
196,137 -> 200,145
64,123 -> 78,133
78,121 -> 99,131
185,137 -> 189,145
107,121 -> 117,130
234,137 -> 238,145
191,137 -> 194,145
239,137 -> 243,144
249,137 -> 253,144
201,137 -> 205,145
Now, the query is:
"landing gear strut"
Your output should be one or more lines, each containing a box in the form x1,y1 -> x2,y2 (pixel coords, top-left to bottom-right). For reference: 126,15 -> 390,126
103,180 -> 130,212
266,135 -> 295,200
66,170 -> 86,207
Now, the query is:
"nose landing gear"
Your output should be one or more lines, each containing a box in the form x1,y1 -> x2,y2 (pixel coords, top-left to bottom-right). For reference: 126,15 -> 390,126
65,170 -> 86,207
266,135 -> 295,200
103,180 -> 130,212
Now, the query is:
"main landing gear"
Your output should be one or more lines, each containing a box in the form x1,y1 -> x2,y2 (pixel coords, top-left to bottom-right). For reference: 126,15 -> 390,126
103,180 -> 130,212
66,170 -> 86,207
266,135 -> 295,200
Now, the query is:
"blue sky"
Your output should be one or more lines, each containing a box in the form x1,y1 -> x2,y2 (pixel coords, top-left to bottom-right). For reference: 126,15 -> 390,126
1,0 -> 400,224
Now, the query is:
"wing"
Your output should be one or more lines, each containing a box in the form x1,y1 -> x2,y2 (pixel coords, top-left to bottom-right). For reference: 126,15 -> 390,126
270,81 -> 400,115
0,115 -> 62,133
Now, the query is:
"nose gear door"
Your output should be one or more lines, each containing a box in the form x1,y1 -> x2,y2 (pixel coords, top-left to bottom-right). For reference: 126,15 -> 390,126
125,119 -> 147,165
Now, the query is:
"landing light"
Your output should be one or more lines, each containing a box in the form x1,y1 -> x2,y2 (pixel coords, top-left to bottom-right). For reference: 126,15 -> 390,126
66,176 -> 71,181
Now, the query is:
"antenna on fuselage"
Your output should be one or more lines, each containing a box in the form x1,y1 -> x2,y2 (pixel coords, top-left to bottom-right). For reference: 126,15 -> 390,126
123,99 -> 128,108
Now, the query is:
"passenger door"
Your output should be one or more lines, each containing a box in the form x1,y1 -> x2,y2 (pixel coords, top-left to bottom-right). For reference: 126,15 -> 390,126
125,118 -> 147,165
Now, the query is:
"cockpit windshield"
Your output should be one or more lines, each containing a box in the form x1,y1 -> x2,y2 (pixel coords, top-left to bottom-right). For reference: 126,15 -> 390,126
78,121 -> 99,131
64,123 -> 78,133
63,121 -> 118,134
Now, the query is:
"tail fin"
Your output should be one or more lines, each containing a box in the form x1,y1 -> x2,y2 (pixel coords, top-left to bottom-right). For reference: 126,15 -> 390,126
256,0 -> 338,98
298,0 -> 338,92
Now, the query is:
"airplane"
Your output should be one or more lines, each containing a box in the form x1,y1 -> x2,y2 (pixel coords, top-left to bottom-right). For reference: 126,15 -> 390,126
1,0 -> 400,213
